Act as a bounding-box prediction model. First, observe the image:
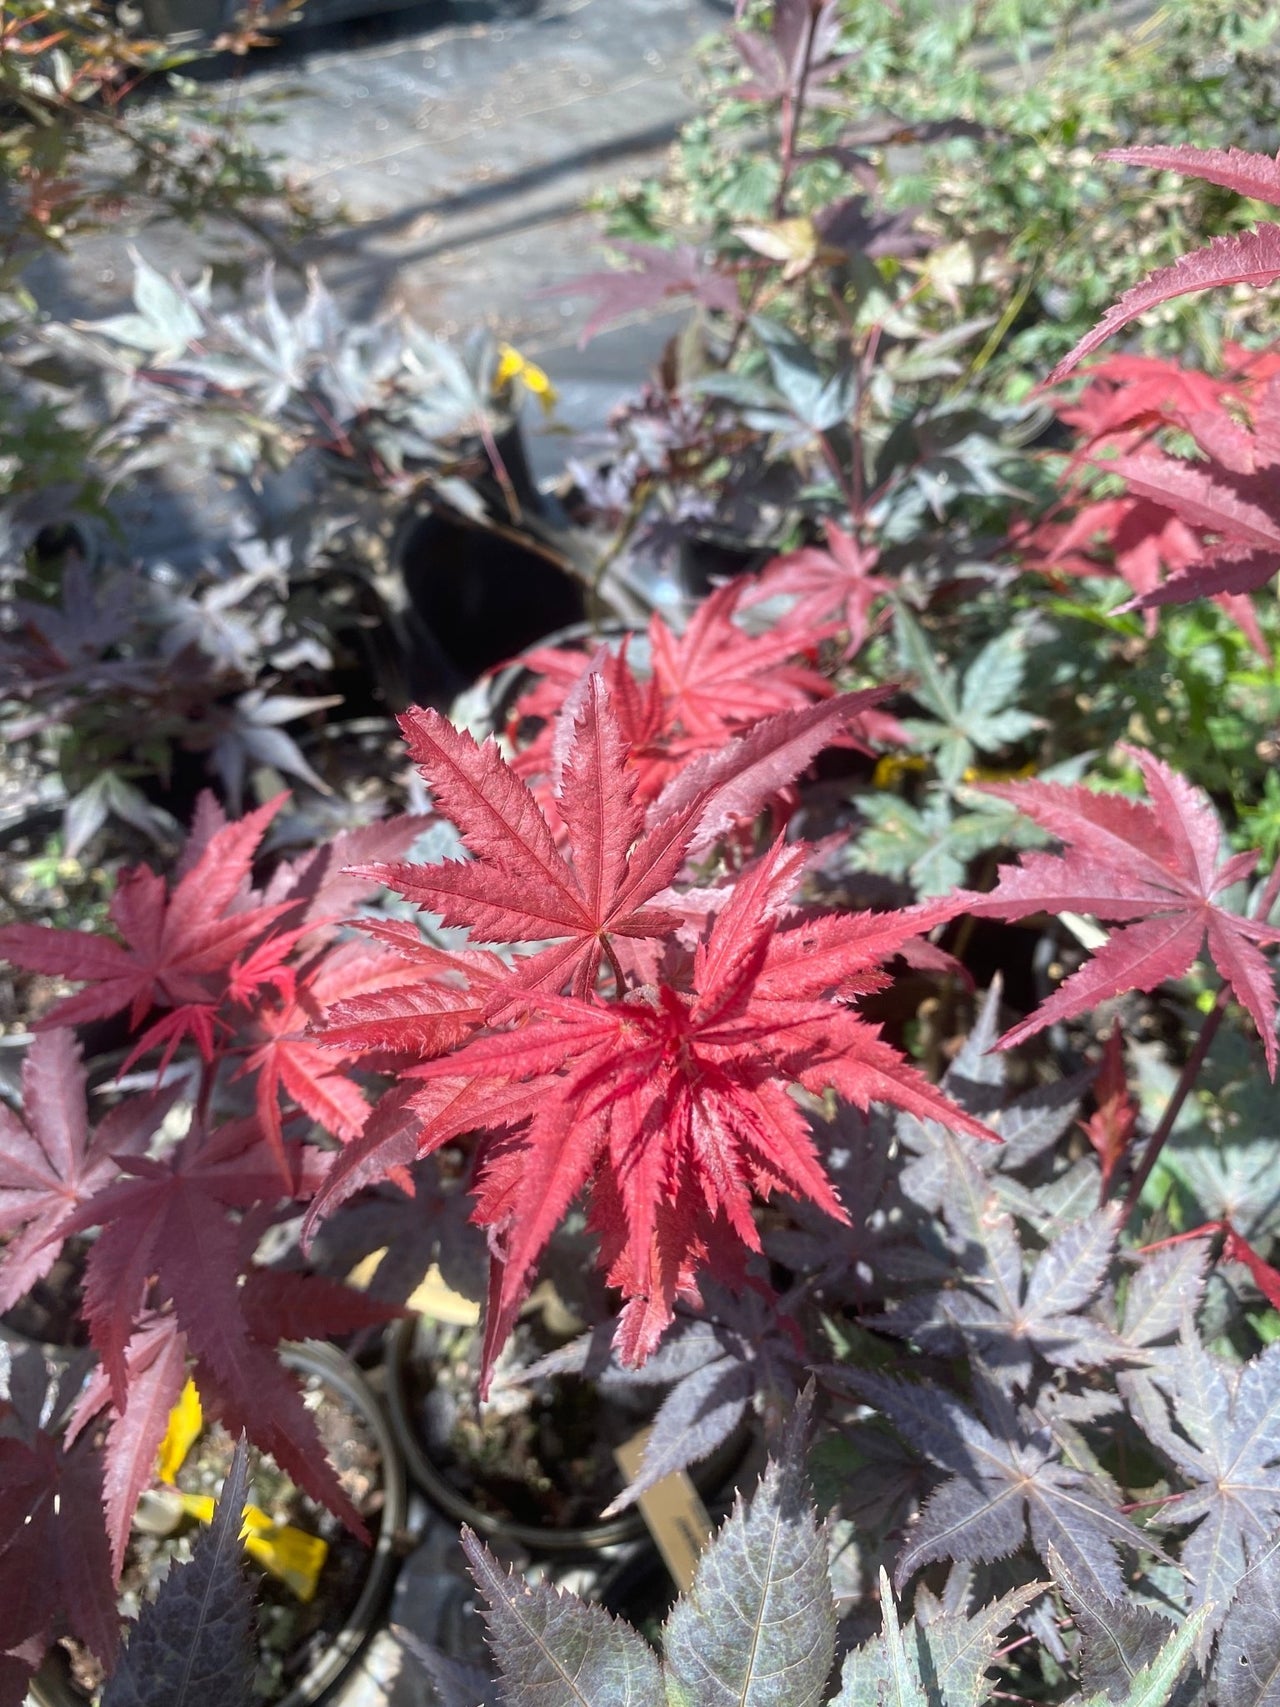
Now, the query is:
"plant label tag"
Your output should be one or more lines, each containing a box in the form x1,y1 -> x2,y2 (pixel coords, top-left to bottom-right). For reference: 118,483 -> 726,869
614,1428 -> 711,1591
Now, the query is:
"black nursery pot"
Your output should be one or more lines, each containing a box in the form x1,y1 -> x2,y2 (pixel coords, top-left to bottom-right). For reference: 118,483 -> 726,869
676,530 -> 773,601
384,1315 -> 650,1556
394,423 -> 586,706
385,1317 -> 755,1566
31,1341 -> 408,1707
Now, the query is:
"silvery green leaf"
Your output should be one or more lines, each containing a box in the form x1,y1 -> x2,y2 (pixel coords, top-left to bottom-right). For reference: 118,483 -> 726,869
833,1571 -> 933,1707
463,1530 -> 664,1707
662,1394 -> 834,1707
913,1577 -> 1042,1707
894,604 -> 958,723
1120,1242 -> 1208,1350
1136,1332 -> 1280,1639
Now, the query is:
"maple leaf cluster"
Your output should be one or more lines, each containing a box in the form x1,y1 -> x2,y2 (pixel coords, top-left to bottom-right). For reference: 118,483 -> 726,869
508,560 -> 901,824
1017,342 -> 1280,648
303,671 -> 988,1389
4,139 -> 1280,1689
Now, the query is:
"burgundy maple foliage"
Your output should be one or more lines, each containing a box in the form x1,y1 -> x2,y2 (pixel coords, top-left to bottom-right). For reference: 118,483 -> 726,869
964,746 -> 1280,1071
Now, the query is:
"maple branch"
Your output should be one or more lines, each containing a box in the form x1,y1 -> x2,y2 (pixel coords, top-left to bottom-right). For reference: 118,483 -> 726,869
1124,855 -> 1280,1215
773,14 -> 816,220
1119,985 -> 1228,1218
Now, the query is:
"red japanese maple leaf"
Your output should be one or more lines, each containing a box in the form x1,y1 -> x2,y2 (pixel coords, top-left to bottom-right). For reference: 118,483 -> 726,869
65,1313 -> 187,1580
0,1028 -> 179,1314
239,936 -> 430,1164
64,1261 -> 399,1578
512,624 -> 897,821
59,1118 -> 365,1535
353,677 -> 709,1002
1026,356 -> 1277,650
399,839 -> 986,1387
0,792 -> 291,1056
1056,353 -> 1231,445
963,746 -> 1280,1071
313,921 -> 509,1060
648,580 -> 836,746
742,521 -> 892,658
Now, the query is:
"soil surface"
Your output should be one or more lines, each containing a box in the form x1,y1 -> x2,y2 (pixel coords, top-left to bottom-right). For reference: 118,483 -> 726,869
407,1318 -> 654,1530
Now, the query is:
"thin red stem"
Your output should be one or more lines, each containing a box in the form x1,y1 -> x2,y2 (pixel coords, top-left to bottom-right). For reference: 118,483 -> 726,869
1119,987 -> 1228,1218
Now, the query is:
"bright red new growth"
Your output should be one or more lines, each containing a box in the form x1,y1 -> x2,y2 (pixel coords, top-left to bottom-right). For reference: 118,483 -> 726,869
307,671 -> 989,1389
1079,1023 -> 1138,1198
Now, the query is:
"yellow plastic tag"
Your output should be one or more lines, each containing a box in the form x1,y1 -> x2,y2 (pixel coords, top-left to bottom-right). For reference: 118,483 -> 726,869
156,1380 -> 329,1602
156,1379 -> 203,1486
177,1493 -> 329,1603
495,343 -> 558,414
614,1428 -> 712,1593
407,1262 -> 482,1326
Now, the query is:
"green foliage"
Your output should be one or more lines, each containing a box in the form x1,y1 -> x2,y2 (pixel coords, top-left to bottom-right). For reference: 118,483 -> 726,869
603,0 -> 1279,391
458,1420 -> 1210,1707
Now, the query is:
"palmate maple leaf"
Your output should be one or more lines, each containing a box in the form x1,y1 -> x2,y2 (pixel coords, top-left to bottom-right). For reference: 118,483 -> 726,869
1130,1327 -> 1280,1634
0,1028 -> 179,1313
57,1117 -> 367,1537
741,521 -> 892,658
0,792 -> 291,1057
962,746 -> 1280,1072
555,240 -> 742,347
355,672 -> 889,1008
648,580 -> 837,746
1028,354 -> 1278,646
399,839 -> 989,1388
355,678 -> 700,1002
854,1370 -> 1147,1601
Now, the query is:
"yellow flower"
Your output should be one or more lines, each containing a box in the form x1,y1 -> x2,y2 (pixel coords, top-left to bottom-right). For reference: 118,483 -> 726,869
872,754 -> 929,789
495,343 -> 558,415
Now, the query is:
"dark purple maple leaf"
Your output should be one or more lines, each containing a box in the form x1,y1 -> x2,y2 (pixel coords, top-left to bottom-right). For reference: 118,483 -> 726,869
0,792 -> 292,1047
59,1119 -> 364,1538
0,1427 -> 118,1683
554,242 -> 742,346
0,1029 -> 179,1314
